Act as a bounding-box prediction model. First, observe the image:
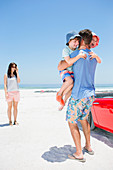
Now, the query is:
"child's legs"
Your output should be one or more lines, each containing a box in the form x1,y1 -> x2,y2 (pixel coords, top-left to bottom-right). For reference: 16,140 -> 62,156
58,88 -> 72,111
58,76 -> 73,95
62,82 -> 73,96
64,88 -> 72,103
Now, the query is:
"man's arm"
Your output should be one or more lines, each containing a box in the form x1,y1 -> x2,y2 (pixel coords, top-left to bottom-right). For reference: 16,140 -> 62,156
57,60 -> 71,71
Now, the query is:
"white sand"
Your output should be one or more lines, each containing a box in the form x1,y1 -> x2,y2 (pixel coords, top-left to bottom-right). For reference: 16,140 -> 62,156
0,89 -> 113,170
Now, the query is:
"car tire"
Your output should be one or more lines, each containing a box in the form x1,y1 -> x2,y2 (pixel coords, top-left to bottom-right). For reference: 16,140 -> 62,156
88,111 -> 95,130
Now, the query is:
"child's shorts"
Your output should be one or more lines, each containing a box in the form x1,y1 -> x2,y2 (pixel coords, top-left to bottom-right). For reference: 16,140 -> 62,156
66,95 -> 95,124
6,91 -> 20,103
59,70 -> 74,82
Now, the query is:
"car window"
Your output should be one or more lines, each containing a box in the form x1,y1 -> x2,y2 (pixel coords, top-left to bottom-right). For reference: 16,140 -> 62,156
95,92 -> 113,98
103,96 -> 113,98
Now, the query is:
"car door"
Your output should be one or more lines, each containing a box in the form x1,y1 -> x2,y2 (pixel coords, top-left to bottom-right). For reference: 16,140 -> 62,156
93,98 -> 113,132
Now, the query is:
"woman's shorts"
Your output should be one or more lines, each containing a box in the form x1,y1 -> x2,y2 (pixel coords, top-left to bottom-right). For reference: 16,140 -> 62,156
66,95 -> 95,124
59,70 -> 74,82
6,91 -> 20,103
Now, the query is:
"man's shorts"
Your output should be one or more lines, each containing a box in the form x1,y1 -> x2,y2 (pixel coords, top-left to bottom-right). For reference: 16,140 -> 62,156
66,95 -> 95,124
59,70 -> 74,82
6,91 -> 20,103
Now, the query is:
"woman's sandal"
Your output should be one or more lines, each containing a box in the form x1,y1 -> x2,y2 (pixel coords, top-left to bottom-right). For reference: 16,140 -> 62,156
9,121 -> 13,126
14,121 -> 19,125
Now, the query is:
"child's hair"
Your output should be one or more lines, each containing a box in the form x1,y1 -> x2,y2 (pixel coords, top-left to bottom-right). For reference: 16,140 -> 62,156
7,62 -> 17,78
79,29 -> 92,45
66,31 -> 81,46
67,37 -> 81,47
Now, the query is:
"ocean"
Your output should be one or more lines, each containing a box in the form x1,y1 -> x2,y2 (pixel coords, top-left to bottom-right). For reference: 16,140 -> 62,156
0,84 -> 113,92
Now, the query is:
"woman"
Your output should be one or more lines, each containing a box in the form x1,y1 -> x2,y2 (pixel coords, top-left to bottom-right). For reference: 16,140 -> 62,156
4,62 -> 20,126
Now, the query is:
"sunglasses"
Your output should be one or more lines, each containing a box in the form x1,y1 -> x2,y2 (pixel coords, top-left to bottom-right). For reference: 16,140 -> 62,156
12,66 -> 16,68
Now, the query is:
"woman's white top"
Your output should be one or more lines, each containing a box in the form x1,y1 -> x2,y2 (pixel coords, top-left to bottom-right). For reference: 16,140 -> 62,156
7,76 -> 19,92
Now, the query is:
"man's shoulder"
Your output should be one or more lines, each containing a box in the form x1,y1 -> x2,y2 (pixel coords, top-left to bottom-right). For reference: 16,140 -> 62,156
80,48 -> 92,53
70,49 -> 79,58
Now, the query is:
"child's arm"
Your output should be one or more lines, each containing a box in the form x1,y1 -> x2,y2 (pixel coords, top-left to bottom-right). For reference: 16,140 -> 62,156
89,52 -> 101,63
58,52 -> 87,71
64,53 -> 87,65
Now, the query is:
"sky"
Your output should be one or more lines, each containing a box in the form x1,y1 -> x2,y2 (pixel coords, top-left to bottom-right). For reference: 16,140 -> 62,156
0,0 -> 113,85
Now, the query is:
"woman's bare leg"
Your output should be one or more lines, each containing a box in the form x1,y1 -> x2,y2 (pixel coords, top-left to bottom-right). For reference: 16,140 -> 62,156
7,102 -> 13,125
13,101 -> 19,124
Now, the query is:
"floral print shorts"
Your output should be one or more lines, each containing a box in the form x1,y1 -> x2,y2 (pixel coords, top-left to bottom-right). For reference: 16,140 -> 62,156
66,95 -> 95,124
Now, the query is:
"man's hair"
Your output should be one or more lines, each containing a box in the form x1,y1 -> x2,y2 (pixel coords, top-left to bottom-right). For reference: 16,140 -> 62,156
79,29 -> 92,45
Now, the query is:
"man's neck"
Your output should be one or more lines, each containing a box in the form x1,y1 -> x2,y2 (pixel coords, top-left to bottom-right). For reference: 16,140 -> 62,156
79,44 -> 89,50
79,45 -> 86,50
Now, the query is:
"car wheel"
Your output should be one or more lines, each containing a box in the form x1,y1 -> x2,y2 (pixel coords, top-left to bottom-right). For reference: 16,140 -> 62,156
88,111 -> 95,130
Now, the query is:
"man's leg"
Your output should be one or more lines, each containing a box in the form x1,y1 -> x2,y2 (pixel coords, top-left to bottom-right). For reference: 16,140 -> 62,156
68,121 -> 84,159
79,96 -> 95,152
79,119 -> 93,151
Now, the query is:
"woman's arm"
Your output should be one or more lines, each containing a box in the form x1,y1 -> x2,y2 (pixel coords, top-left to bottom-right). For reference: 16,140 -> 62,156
4,74 -> 8,99
16,68 -> 21,83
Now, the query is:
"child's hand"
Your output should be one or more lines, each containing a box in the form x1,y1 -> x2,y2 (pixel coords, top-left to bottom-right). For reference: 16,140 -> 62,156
89,52 -> 101,63
79,51 -> 87,59
89,52 -> 97,60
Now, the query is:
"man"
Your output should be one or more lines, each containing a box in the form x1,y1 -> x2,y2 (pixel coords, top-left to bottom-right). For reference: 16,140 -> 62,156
58,29 -> 97,162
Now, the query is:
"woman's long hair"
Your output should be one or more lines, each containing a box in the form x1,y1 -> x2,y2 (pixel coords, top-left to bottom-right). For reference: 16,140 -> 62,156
7,62 -> 17,78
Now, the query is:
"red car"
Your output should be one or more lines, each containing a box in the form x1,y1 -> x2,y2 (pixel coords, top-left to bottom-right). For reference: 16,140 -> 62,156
88,92 -> 113,133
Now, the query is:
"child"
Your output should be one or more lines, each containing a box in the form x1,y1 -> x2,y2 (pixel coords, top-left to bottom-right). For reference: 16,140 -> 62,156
57,31 -> 101,110
56,31 -> 86,110
89,32 -> 101,63
90,32 -> 99,48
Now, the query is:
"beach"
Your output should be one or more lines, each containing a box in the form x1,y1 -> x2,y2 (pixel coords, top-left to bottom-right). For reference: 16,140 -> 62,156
0,89 -> 113,170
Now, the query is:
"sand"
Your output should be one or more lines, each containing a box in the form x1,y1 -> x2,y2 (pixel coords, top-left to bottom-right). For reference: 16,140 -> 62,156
0,89 -> 113,170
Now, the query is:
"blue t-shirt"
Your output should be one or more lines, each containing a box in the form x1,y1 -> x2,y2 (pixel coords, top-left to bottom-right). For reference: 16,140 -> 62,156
70,48 -> 97,100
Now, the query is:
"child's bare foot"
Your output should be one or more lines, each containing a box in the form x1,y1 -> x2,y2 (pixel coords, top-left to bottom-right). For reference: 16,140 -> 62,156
58,104 -> 65,111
